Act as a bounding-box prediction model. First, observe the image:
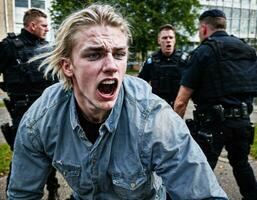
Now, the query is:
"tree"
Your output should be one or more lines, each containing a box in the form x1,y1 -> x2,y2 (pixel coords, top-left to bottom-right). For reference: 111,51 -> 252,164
49,0 -> 201,60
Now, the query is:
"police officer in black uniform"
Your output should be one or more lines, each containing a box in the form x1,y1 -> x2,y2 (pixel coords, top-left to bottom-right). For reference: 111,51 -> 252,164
138,24 -> 185,107
174,9 -> 257,199
0,8 -> 60,200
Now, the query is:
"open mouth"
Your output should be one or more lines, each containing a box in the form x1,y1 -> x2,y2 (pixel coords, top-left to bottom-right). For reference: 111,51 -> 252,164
166,44 -> 171,48
97,79 -> 118,96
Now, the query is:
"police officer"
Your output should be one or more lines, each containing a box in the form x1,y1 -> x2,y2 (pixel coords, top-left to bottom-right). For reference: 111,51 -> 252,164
174,9 -> 257,199
0,8 -> 59,200
138,24 -> 185,107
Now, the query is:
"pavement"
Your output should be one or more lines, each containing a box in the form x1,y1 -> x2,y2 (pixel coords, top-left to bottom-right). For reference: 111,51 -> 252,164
0,96 -> 257,199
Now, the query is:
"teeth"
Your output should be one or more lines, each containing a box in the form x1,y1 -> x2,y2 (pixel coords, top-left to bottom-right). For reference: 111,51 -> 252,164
102,80 -> 115,84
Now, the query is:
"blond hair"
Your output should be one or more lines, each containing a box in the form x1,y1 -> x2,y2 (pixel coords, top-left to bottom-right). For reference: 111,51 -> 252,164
41,4 -> 132,90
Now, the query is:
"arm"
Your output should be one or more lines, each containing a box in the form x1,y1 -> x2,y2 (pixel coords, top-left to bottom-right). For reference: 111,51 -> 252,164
0,39 -> 15,74
7,117 -> 52,199
174,85 -> 193,117
138,59 -> 152,82
146,106 -> 228,199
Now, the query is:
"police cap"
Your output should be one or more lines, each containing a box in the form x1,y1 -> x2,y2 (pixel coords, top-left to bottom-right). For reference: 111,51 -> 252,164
199,9 -> 226,20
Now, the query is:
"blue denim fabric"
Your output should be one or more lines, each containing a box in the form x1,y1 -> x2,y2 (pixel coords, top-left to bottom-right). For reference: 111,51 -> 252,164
7,75 -> 228,200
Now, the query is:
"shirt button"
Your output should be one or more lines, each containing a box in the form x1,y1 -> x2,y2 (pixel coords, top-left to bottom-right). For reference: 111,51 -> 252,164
130,183 -> 136,189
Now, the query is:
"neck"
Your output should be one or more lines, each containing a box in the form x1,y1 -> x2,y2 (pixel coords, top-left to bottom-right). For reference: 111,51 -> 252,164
82,109 -> 109,124
76,98 -> 110,124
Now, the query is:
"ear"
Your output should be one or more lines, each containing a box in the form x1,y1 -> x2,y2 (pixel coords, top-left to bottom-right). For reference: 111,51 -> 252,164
157,36 -> 161,46
61,58 -> 73,77
30,21 -> 37,31
202,24 -> 208,36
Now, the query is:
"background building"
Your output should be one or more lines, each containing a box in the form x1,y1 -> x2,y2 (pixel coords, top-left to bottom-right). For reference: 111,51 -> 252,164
0,0 -> 54,41
0,0 -> 14,40
199,0 -> 257,47
1,0 -> 257,48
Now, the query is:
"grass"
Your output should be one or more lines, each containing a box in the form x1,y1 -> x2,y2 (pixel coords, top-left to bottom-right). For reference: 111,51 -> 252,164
0,144 -> 12,176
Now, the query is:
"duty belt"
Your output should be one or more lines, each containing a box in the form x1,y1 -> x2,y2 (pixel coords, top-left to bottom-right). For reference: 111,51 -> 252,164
194,103 -> 249,123
223,106 -> 249,118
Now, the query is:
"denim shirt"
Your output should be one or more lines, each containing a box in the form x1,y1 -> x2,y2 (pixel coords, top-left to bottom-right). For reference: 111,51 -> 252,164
8,75 -> 228,200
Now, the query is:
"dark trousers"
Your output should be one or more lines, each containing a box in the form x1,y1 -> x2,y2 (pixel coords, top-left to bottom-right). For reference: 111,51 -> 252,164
198,119 -> 257,200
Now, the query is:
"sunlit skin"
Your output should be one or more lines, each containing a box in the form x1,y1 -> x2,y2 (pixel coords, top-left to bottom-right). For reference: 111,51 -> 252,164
198,23 -> 206,42
27,17 -> 49,39
158,29 -> 176,57
62,25 -> 128,123
198,22 -> 215,42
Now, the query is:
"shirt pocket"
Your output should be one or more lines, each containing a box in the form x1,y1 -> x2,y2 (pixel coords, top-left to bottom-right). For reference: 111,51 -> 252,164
53,160 -> 81,191
111,171 -> 153,199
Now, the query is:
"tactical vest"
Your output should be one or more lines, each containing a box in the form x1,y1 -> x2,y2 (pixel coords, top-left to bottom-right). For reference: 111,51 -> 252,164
150,51 -> 182,102
2,33 -> 54,100
192,36 -> 257,104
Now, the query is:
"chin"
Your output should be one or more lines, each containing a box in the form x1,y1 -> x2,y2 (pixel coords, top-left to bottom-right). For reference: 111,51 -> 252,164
98,100 -> 116,111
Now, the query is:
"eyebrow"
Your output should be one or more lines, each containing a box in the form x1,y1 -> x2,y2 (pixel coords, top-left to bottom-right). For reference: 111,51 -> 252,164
82,45 -> 128,52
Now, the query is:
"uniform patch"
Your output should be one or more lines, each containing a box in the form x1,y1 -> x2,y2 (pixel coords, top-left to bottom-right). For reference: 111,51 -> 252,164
147,57 -> 153,64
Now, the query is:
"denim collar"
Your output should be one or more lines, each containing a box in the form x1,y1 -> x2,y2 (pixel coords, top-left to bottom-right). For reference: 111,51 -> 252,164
69,85 -> 124,134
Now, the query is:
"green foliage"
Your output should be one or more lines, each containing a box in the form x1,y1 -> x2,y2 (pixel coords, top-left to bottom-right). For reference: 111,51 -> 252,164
119,0 -> 201,59
49,0 -> 201,60
50,0 -> 90,29
250,125 -> 257,159
0,144 -> 12,176
126,68 -> 139,76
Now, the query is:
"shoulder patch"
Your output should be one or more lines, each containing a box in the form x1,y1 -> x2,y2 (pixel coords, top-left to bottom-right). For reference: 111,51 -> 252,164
181,52 -> 189,61
146,57 -> 153,64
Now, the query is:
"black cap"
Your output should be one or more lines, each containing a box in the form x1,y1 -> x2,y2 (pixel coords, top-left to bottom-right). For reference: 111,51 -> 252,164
199,9 -> 226,20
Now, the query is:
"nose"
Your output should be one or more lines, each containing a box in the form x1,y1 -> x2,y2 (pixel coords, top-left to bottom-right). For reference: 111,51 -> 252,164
102,53 -> 118,73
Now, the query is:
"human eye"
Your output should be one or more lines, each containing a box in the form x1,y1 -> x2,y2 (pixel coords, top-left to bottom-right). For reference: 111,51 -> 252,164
113,51 -> 127,60
84,52 -> 103,61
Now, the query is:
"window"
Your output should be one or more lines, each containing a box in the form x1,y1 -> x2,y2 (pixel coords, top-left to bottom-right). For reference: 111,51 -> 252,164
15,0 -> 45,9
14,0 -> 46,33
15,0 -> 28,7
31,0 -> 45,9
249,10 -> 256,34
231,8 -> 240,35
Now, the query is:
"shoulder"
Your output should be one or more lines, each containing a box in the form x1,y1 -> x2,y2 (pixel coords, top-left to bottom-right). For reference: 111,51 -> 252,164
0,33 -> 24,53
122,75 -> 189,142
123,75 -> 168,113
0,34 -> 20,66
146,57 -> 153,64
173,49 -> 186,62
123,75 -> 153,100
0,33 -> 16,48
173,49 -> 183,57
190,39 -> 216,59
24,83 -> 71,122
145,51 -> 160,65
